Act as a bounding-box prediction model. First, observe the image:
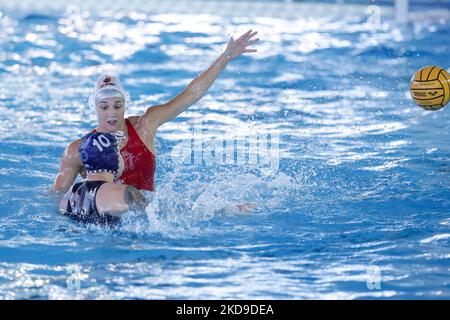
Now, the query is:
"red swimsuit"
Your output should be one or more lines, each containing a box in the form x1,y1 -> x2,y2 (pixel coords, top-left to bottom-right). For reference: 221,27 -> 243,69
94,119 -> 156,191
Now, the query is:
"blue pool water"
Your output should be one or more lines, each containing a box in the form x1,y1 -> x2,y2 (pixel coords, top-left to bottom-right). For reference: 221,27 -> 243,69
0,4 -> 449,299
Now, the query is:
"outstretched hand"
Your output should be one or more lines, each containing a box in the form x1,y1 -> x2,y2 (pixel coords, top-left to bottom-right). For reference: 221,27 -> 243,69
223,29 -> 259,61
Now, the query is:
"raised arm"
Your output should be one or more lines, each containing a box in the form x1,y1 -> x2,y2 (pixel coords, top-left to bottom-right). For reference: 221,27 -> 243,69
140,29 -> 259,131
51,140 -> 82,194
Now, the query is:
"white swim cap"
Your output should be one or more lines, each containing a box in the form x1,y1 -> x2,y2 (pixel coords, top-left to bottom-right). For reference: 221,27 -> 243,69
88,74 -> 131,111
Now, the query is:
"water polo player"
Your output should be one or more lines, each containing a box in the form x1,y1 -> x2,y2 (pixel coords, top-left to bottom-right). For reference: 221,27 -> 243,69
59,132 -> 149,224
51,29 -> 258,193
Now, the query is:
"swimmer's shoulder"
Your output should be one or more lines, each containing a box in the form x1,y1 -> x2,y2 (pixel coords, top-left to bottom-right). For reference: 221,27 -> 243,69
127,115 -> 150,135
126,116 -> 139,126
64,138 -> 82,165
128,114 -> 158,136
126,116 -> 157,154
66,138 -> 81,154
67,129 -> 94,153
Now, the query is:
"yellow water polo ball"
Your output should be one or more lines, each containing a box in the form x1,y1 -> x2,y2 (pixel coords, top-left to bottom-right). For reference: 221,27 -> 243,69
410,66 -> 450,110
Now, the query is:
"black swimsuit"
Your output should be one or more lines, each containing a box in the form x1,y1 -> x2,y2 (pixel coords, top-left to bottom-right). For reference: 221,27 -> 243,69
64,181 -> 119,225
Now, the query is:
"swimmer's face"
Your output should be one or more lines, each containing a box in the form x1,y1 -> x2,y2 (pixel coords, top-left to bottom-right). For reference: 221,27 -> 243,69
96,96 -> 125,131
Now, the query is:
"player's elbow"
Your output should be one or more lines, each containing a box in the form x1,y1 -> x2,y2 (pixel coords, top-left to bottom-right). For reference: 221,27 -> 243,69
50,176 -> 71,195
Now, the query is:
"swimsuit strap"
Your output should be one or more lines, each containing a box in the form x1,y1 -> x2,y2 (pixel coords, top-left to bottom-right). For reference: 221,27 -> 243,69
125,118 -> 139,140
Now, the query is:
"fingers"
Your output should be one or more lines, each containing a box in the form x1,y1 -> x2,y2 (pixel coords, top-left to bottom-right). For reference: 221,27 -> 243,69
247,38 -> 259,45
247,31 -> 258,39
238,29 -> 258,41
227,30 -> 259,58
238,29 -> 253,40
239,35 -> 258,48
243,38 -> 259,53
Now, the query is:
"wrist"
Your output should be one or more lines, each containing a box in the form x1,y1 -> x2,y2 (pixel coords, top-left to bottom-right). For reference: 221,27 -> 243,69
221,51 -> 232,63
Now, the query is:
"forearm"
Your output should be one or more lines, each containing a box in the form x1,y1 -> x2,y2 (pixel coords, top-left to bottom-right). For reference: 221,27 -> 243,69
142,30 -> 257,129
51,173 -> 74,194
169,53 -> 230,110
171,29 -> 257,110
188,52 -> 230,101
